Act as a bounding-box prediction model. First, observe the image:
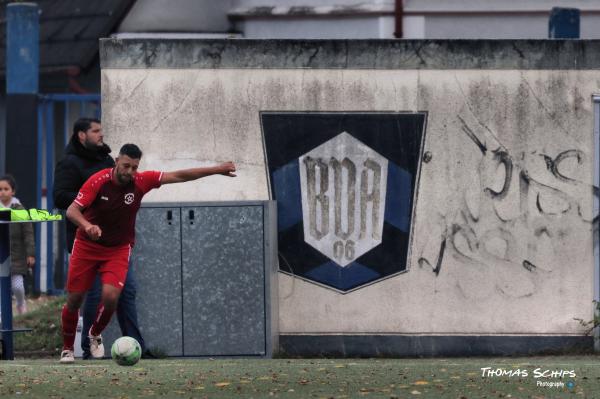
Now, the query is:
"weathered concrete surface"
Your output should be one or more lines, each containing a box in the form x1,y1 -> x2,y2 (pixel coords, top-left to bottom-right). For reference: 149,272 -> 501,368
101,39 -> 597,336
101,38 -> 600,70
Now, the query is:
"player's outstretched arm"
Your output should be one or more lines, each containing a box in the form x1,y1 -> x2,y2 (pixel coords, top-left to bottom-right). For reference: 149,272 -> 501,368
160,162 -> 236,185
66,202 -> 102,240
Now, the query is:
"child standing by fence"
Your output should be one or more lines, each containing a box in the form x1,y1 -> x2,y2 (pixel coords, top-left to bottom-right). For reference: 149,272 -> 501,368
0,174 -> 35,314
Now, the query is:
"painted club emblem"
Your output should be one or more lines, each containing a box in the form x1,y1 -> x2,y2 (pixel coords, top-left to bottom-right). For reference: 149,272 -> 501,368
124,193 -> 135,205
299,132 -> 388,266
262,112 -> 426,292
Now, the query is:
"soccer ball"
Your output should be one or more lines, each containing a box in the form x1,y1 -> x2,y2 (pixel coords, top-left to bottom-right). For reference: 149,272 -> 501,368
111,336 -> 142,366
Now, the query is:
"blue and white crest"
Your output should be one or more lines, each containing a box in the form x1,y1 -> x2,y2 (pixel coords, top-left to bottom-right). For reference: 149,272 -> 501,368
262,112 -> 427,293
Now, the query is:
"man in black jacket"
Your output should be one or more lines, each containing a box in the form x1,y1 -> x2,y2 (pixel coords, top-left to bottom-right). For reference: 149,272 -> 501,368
53,117 -> 149,359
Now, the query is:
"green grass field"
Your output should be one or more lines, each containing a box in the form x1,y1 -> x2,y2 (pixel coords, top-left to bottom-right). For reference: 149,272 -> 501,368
4,297 -> 599,398
1,356 -> 599,398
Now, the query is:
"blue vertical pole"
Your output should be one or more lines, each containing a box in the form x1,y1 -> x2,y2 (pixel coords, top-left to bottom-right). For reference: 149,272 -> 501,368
0,222 -> 14,360
95,103 -> 101,119
35,102 -> 44,293
6,3 -> 39,94
45,102 -> 55,294
36,102 -> 44,207
5,2 -> 40,210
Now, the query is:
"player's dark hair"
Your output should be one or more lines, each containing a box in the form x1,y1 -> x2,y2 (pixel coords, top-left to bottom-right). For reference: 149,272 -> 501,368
73,117 -> 101,137
0,174 -> 17,192
119,143 -> 143,159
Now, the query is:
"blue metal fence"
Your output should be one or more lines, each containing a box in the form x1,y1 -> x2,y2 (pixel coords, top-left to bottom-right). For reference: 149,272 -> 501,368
36,93 -> 101,294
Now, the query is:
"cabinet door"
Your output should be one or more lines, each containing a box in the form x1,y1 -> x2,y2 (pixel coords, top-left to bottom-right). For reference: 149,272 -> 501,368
104,207 -> 183,356
181,206 -> 265,356
135,207 -> 183,355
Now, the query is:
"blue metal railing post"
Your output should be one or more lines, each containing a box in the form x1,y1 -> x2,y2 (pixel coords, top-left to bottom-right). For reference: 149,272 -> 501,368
36,93 -> 101,294
34,101 -> 44,293
64,100 -> 70,144
45,101 -> 55,294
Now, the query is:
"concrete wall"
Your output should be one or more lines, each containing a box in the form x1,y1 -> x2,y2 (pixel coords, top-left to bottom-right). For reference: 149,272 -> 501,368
100,39 -> 598,353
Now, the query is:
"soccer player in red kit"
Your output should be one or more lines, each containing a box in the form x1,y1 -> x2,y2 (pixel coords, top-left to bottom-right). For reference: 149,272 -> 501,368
59,143 -> 236,363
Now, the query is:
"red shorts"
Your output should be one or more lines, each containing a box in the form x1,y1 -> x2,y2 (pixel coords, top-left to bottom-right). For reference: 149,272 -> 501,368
66,238 -> 131,292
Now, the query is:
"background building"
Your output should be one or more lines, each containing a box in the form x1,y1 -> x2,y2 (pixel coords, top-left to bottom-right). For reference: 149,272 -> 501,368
104,1 -> 600,355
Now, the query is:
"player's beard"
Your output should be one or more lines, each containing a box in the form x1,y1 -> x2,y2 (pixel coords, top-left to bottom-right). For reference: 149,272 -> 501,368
116,172 -> 132,185
83,137 -> 103,150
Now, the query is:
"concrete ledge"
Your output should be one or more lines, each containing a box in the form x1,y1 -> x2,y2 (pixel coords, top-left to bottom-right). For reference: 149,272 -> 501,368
100,38 -> 600,70
279,335 -> 594,357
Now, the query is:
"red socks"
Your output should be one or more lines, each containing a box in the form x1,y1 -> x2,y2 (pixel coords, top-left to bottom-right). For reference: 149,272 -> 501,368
62,295 -> 118,351
89,303 -> 115,337
61,305 -> 79,351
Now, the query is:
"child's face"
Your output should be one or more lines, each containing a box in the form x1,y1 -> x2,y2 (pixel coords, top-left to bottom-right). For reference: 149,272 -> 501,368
0,180 -> 15,204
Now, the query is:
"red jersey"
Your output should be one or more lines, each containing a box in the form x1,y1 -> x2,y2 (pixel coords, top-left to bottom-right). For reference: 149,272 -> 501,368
73,168 -> 162,247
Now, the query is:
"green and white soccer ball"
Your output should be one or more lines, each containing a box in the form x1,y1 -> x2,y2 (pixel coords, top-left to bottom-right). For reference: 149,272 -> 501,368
111,336 -> 142,366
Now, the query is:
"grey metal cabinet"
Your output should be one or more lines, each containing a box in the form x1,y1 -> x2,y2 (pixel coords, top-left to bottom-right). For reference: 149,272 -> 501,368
103,201 -> 278,357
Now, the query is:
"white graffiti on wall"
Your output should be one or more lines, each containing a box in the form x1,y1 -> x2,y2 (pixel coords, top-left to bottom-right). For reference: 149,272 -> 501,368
418,116 -> 598,298
299,132 -> 388,266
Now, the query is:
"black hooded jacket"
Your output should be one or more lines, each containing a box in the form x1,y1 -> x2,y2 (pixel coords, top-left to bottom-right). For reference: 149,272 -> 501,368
53,135 -> 114,252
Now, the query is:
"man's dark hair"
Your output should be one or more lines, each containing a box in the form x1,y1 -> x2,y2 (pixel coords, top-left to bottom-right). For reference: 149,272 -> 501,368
119,143 -> 143,159
0,174 -> 17,191
73,117 -> 101,137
